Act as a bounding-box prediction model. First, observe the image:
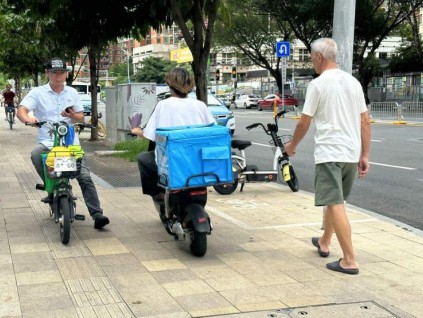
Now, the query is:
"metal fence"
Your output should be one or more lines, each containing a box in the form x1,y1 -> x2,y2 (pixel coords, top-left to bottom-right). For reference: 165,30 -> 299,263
367,102 -> 423,122
291,101 -> 423,122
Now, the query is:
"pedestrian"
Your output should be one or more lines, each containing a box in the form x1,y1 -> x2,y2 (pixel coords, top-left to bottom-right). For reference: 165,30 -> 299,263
285,38 -> 371,275
16,57 -> 110,229
131,67 -> 215,200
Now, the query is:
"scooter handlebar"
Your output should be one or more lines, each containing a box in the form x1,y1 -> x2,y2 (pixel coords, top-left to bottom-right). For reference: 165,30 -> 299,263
246,123 -> 259,130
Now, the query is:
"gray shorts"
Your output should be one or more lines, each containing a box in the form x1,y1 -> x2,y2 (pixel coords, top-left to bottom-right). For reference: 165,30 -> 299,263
315,162 -> 357,206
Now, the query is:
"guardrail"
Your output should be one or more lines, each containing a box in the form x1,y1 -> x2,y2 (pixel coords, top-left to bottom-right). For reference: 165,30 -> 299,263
289,102 -> 423,123
369,102 -> 423,122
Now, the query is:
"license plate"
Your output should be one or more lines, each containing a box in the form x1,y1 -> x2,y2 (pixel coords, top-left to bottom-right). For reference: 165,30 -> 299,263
54,157 -> 77,172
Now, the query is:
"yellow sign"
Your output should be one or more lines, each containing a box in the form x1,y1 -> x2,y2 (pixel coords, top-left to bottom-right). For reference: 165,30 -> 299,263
170,48 -> 193,63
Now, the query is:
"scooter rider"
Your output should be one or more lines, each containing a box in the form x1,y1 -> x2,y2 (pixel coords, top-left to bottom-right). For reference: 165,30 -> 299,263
131,67 -> 216,200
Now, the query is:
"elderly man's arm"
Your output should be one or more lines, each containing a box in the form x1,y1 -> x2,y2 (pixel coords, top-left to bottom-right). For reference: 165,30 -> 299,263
284,114 -> 312,156
358,111 -> 371,178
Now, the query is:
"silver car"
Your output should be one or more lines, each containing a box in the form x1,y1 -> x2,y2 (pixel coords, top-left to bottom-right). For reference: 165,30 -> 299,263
234,94 -> 260,109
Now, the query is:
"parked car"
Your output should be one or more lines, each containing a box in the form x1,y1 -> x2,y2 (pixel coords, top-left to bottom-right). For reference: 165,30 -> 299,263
188,92 -> 235,135
258,93 -> 298,111
234,94 -> 260,109
80,94 -> 92,115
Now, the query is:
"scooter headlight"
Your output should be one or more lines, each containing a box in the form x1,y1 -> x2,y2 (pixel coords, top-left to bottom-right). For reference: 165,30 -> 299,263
57,125 -> 68,136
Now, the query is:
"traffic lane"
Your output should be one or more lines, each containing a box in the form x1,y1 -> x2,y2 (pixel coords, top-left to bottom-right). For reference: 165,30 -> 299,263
232,110 -> 423,230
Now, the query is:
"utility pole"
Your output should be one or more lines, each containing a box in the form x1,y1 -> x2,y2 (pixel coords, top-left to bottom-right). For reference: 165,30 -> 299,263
332,0 -> 356,74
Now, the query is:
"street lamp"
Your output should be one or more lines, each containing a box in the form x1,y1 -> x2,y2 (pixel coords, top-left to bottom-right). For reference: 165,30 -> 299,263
120,47 -> 131,83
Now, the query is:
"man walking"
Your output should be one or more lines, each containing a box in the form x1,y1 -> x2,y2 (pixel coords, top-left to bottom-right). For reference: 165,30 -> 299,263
285,38 -> 371,274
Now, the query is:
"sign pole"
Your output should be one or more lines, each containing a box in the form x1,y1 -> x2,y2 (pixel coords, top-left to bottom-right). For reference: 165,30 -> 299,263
276,42 -> 290,113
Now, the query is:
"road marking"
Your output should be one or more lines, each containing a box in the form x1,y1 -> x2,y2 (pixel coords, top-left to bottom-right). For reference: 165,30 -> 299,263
371,139 -> 383,142
251,144 -> 416,170
370,162 -> 416,170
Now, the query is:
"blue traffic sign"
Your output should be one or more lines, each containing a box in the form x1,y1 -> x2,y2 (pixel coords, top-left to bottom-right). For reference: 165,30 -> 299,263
276,41 -> 291,58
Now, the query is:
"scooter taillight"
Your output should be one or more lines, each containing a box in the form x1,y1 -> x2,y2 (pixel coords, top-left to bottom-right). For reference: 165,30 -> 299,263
198,217 -> 207,223
189,190 -> 207,196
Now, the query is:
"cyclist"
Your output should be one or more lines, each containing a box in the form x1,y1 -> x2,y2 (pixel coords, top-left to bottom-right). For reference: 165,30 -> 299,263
131,67 -> 215,200
16,57 -> 110,229
2,84 -> 16,122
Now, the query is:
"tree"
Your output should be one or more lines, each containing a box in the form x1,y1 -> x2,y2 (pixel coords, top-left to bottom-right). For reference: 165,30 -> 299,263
8,0 -> 169,141
214,0 -> 334,93
132,57 -> 178,83
0,4 -> 51,99
167,0 -> 225,103
353,0 -> 422,99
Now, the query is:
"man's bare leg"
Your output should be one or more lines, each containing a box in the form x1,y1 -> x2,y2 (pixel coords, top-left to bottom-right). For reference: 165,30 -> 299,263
326,203 -> 358,269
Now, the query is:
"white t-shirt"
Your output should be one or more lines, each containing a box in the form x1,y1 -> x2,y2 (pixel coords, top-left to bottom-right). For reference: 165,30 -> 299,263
20,83 -> 83,148
302,69 -> 368,164
143,96 -> 216,141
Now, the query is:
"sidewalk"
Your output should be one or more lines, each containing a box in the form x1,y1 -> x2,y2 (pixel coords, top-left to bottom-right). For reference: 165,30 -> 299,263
1,121 -> 423,318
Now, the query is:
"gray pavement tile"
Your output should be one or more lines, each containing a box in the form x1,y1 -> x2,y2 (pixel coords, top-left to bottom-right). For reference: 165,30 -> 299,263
16,270 -> 63,286
151,268 -> 200,284
175,292 -> 239,317
20,292 -> 74,312
18,282 -> 69,299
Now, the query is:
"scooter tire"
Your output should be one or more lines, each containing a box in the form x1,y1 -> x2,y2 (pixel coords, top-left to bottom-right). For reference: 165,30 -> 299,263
286,165 -> 299,192
278,163 -> 299,192
190,231 -> 207,257
213,179 -> 239,195
59,196 -> 71,244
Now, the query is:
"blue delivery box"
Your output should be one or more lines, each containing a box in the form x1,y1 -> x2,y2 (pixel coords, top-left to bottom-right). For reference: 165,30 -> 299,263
155,124 -> 233,190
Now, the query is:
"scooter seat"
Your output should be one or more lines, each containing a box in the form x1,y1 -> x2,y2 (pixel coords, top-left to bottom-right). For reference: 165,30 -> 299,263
231,140 -> 252,150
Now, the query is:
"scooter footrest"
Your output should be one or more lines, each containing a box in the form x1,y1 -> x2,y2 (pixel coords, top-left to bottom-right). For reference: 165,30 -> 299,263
74,214 -> 85,221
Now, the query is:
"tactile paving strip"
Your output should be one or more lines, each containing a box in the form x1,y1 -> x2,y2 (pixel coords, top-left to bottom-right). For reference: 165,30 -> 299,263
66,277 -> 134,318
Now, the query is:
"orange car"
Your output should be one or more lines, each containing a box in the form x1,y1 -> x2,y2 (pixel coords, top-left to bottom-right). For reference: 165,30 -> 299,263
258,93 -> 298,111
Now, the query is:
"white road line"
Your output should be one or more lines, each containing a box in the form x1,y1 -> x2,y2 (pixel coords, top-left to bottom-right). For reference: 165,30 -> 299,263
371,139 -> 383,142
370,162 -> 416,170
251,143 -> 416,170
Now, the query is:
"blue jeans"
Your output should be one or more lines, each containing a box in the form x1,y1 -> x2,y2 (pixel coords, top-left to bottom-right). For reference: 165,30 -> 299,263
31,144 -> 103,219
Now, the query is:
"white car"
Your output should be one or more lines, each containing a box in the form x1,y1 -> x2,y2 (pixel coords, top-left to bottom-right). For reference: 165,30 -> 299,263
234,94 -> 260,109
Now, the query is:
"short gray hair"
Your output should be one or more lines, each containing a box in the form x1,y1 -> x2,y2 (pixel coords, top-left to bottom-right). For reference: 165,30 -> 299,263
311,38 -> 337,61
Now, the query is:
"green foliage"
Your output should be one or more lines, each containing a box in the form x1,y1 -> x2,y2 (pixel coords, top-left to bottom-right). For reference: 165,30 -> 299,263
390,44 -> 423,73
113,138 -> 149,162
132,57 -> 177,84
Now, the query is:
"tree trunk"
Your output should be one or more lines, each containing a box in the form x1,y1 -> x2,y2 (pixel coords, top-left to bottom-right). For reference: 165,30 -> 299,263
88,48 -> 99,141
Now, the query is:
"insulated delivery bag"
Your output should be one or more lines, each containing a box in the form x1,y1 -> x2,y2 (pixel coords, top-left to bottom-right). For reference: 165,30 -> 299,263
155,124 -> 233,189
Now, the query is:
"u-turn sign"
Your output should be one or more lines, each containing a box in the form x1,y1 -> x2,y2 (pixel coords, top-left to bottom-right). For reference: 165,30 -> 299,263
276,41 -> 290,58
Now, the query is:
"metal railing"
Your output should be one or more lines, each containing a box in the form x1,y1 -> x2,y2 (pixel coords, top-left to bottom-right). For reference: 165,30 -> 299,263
369,102 -> 423,122
289,102 -> 423,123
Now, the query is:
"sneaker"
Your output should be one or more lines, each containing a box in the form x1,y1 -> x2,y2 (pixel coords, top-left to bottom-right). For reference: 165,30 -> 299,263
94,214 -> 110,229
41,195 -> 53,204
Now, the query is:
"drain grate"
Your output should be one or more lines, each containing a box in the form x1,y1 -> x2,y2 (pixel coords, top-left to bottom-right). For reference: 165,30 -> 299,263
203,301 -> 401,318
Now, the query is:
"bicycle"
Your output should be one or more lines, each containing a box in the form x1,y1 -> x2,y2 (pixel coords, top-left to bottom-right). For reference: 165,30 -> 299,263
26,121 -> 91,244
213,109 -> 299,195
82,111 -> 106,137
6,103 -> 16,130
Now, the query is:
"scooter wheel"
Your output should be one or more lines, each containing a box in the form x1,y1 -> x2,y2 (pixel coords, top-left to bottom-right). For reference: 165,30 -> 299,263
190,231 -> 207,257
59,196 -> 72,244
287,165 -> 299,192
213,179 -> 239,195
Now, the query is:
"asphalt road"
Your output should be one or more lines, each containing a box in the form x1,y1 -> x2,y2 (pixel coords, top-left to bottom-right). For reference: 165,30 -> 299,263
231,108 -> 423,231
